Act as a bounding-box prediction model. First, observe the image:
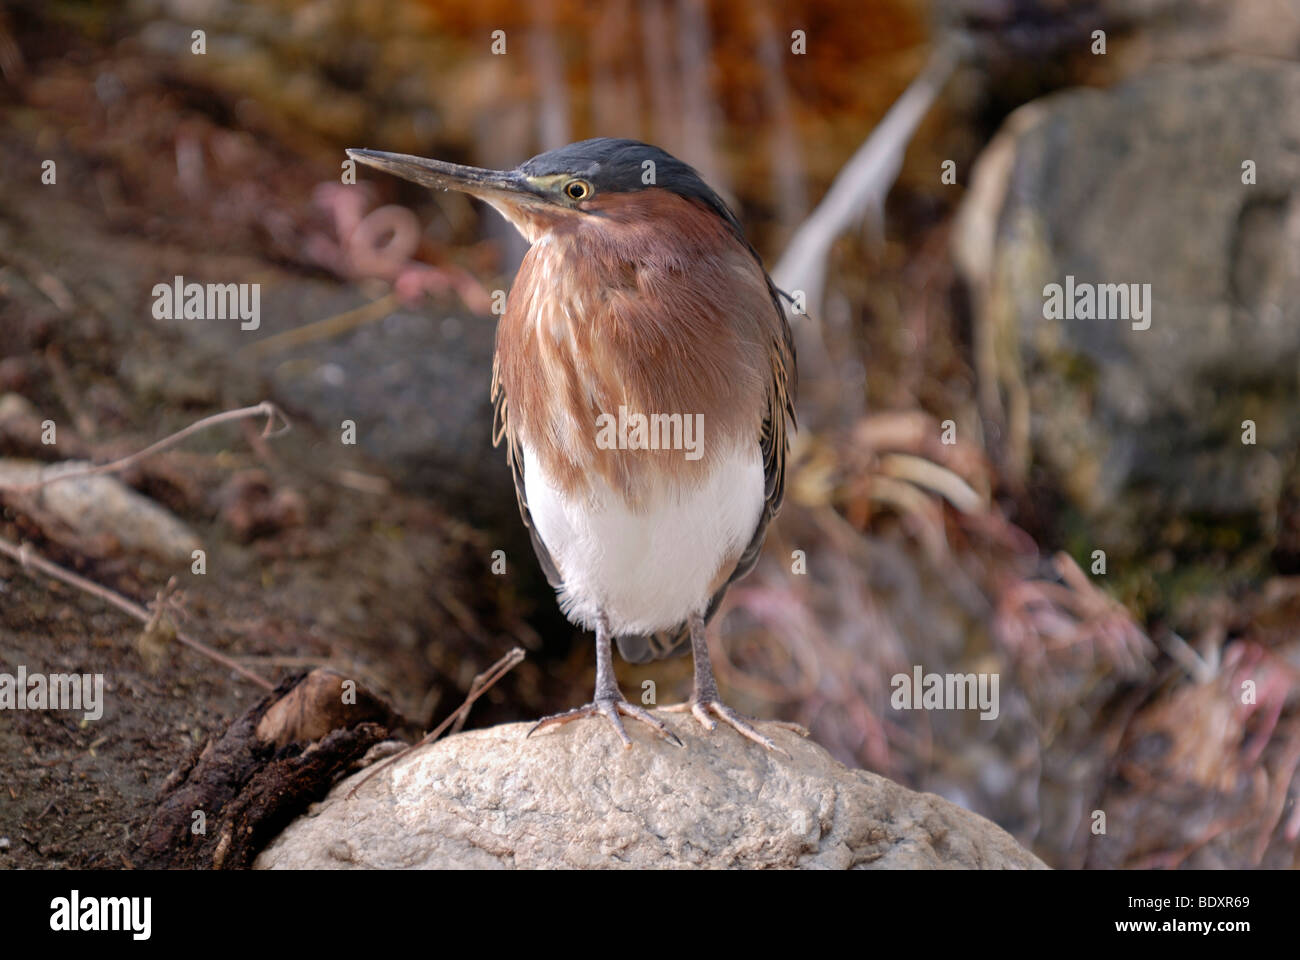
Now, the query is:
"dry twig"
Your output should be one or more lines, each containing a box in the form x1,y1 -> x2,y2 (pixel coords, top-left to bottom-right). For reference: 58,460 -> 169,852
0,401 -> 290,495
347,647 -> 526,798
0,400 -> 293,689
0,536 -> 273,690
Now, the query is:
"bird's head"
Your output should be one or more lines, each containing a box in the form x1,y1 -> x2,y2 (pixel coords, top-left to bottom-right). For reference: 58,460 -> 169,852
346,138 -> 744,246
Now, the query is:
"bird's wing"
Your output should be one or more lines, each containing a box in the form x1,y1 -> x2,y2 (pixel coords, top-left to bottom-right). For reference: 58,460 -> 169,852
491,352 -> 564,589
729,273 -> 797,583
616,272 -> 797,664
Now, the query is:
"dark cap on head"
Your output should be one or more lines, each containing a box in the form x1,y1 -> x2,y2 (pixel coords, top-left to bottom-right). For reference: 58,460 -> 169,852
520,138 -> 745,239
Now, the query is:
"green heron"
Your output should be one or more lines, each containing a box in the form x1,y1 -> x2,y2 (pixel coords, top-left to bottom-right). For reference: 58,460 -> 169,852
347,138 -> 797,753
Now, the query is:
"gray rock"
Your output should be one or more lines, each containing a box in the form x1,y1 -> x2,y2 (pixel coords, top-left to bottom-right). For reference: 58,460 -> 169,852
164,277 -> 513,523
940,0 -> 1300,74
254,718 -> 1045,869
0,459 -> 201,562
252,286 -> 506,518
954,60 -> 1300,549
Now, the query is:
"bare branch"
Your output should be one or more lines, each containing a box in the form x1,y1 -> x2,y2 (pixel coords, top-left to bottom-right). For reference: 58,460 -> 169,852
0,401 -> 291,495
0,536 -> 274,690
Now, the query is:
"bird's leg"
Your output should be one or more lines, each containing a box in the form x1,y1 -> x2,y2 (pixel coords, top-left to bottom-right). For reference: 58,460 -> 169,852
662,612 -> 806,755
527,614 -> 683,749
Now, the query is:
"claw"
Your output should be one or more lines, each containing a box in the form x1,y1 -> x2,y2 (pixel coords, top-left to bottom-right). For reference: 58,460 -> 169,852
673,698 -> 792,757
527,698 -> 684,749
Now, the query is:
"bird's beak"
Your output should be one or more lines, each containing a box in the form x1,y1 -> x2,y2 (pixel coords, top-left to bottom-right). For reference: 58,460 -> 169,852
346,148 -> 543,207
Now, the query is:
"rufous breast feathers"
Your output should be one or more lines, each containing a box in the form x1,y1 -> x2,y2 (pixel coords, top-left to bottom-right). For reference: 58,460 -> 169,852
494,189 -> 776,505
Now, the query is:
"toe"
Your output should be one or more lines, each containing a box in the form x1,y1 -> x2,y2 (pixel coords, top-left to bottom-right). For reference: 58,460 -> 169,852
526,704 -> 596,738
771,721 -> 810,738
618,703 -> 685,747
690,702 -> 717,731
707,702 -> 791,757
596,700 -> 634,749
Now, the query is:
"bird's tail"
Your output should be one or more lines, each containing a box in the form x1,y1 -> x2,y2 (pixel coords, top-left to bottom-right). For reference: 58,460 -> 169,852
615,626 -> 691,664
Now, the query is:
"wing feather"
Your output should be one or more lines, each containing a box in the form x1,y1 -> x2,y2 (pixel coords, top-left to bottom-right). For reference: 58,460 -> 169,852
492,352 -> 563,589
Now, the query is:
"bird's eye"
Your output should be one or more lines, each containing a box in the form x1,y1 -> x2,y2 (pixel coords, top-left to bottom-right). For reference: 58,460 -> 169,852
564,179 -> 592,201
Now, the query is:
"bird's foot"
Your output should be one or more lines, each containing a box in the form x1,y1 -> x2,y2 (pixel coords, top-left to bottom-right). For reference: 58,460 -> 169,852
660,699 -> 807,756
527,697 -> 684,749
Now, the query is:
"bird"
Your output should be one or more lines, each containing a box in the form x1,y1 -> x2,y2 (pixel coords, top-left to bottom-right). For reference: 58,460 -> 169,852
347,138 -> 797,753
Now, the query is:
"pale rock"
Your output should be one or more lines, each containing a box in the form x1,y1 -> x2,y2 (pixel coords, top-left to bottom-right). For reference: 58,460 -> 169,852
255,718 -> 1046,870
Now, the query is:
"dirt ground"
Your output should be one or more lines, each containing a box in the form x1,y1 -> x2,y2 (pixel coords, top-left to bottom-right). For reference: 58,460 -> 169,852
0,115 -> 587,868
0,311 -> 578,868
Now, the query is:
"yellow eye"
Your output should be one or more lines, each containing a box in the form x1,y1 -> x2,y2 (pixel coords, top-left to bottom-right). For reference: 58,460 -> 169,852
564,179 -> 592,201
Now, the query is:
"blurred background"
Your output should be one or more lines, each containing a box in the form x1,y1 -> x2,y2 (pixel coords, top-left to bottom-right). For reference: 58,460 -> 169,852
2,0 -> 1299,869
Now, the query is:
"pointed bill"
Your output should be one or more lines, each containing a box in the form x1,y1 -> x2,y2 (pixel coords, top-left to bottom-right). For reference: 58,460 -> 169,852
345,149 -> 541,203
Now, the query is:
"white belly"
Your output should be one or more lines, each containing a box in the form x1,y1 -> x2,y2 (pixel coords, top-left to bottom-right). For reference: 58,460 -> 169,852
522,444 -> 765,635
